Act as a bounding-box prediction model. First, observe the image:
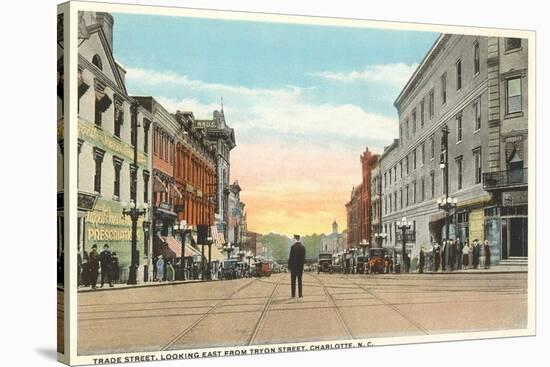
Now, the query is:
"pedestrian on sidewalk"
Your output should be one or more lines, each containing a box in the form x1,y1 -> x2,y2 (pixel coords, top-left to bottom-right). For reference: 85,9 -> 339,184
288,234 -> 306,298
99,244 -> 113,288
456,237 -> 463,271
111,252 -> 119,284
89,244 -> 99,289
418,248 -> 425,274
450,240 -> 457,271
166,260 -> 175,281
472,239 -> 480,269
483,240 -> 491,269
441,239 -> 448,271
81,249 -> 90,287
433,242 -> 441,272
156,255 -> 164,282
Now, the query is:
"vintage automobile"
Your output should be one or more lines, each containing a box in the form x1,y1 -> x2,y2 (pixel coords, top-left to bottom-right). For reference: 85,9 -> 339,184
317,252 -> 333,273
365,248 -> 388,274
253,261 -> 272,277
219,259 -> 238,280
356,254 -> 367,274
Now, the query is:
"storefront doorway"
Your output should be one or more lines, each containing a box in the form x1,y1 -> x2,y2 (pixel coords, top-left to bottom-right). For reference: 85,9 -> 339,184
509,217 -> 528,257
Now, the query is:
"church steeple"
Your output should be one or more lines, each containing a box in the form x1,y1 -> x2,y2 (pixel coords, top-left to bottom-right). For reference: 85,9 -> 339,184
332,219 -> 338,234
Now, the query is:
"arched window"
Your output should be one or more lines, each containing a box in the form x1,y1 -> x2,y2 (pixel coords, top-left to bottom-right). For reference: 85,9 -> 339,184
92,54 -> 103,70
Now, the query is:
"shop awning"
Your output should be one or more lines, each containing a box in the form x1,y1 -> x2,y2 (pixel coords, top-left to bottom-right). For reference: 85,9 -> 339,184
170,183 -> 182,199
153,176 -> 168,193
163,235 -> 182,258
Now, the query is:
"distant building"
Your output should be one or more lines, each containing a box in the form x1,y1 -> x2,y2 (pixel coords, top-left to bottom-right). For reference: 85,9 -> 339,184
319,220 -> 344,253
345,186 -> 362,249
360,148 -> 379,244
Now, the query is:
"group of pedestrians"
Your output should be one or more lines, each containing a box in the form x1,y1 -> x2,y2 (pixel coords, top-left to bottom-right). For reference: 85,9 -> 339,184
417,238 -> 491,273
78,244 -> 119,289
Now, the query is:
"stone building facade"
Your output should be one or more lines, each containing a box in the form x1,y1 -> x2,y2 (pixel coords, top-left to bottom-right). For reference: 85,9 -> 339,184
75,12 -> 153,281
380,34 -> 528,265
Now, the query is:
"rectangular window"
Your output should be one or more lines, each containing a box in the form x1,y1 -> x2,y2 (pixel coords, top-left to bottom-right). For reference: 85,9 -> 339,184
421,142 -> 425,165
399,125 -> 403,143
506,38 -> 522,51
412,181 -> 417,204
474,99 -> 482,131
384,172 -> 387,188
113,156 -> 123,198
405,185 -> 409,206
114,96 -> 123,138
389,170 -> 392,185
456,156 -> 463,190
474,41 -> 480,75
474,148 -> 482,184
430,171 -> 435,198
456,59 -> 462,91
412,109 -> 417,135
430,136 -> 435,159
389,195 -> 392,213
456,114 -> 463,142
130,164 -> 137,199
400,161 -> 403,178
420,99 -> 425,127
393,166 -> 397,182
143,171 -> 150,203
394,192 -> 397,211
413,149 -> 417,170
421,177 -> 425,202
405,156 -> 409,175
506,77 -> 522,114
441,74 -> 447,105
429,89 -> 435,118
405,119 -> 409,139
400,188 -> 403,209
93,147 -> 105,194
143,119 -> 150,153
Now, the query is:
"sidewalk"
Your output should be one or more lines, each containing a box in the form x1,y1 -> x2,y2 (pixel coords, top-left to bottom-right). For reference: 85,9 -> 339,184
77,278 -> 216,293
418,264 -> 528,274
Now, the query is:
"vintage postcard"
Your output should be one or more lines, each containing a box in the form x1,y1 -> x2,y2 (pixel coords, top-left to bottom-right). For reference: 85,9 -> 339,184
57,1 -> 536,365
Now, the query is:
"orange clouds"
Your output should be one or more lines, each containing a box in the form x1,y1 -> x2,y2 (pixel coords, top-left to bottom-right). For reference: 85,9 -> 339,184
231,141 -> 363,236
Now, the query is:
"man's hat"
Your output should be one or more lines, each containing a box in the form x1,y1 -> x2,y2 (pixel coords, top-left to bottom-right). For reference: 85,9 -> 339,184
293,234 -> 300,241
92,244 -> 97,249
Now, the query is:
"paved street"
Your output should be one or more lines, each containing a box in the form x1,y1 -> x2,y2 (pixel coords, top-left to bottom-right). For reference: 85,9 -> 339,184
78,272 -> 527,355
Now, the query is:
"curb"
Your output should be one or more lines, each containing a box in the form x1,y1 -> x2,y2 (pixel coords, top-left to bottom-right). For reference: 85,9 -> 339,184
77,279 -> 215,293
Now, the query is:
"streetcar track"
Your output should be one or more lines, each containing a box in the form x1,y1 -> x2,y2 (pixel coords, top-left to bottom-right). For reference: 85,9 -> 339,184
307,273 -> 354,340
79,293 -> 527,323
247,276 -> 283,345
161,278 -> 257,351
352,280 -> 430,335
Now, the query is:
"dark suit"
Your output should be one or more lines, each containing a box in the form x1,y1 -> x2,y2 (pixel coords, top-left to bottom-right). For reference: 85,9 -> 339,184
288,242 -> 306,297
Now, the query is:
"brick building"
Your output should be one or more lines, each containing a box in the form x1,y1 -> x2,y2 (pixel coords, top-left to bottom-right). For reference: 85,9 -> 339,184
360,148 -> 379,244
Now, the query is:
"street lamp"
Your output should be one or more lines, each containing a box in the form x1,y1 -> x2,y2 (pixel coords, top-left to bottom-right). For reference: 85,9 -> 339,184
349,247 -> 358,274
373,232 -> 387,248
437,195 -> 458,243
173,220 -> 191,280
222,242 -> 234,260
397,217 -> 412,273
121,199 -> 148,284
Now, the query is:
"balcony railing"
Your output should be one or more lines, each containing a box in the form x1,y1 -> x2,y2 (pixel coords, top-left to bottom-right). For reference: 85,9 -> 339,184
483,168 -> 528,190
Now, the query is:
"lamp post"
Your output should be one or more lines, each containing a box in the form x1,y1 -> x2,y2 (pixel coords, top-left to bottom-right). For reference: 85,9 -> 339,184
142,220 -> 151,282
397,217 -> 412,273
173,220 -> 191,280
437,196 -> 458,242
121,199 -> 148,285
359,239 -> 369,258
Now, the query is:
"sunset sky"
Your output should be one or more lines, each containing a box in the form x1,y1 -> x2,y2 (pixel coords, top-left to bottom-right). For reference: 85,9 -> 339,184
112,13 -> 438,236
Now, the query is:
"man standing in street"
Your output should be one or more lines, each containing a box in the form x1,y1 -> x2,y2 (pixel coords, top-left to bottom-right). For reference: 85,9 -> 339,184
99,244 -> 113,288
288,234 -> 306,298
